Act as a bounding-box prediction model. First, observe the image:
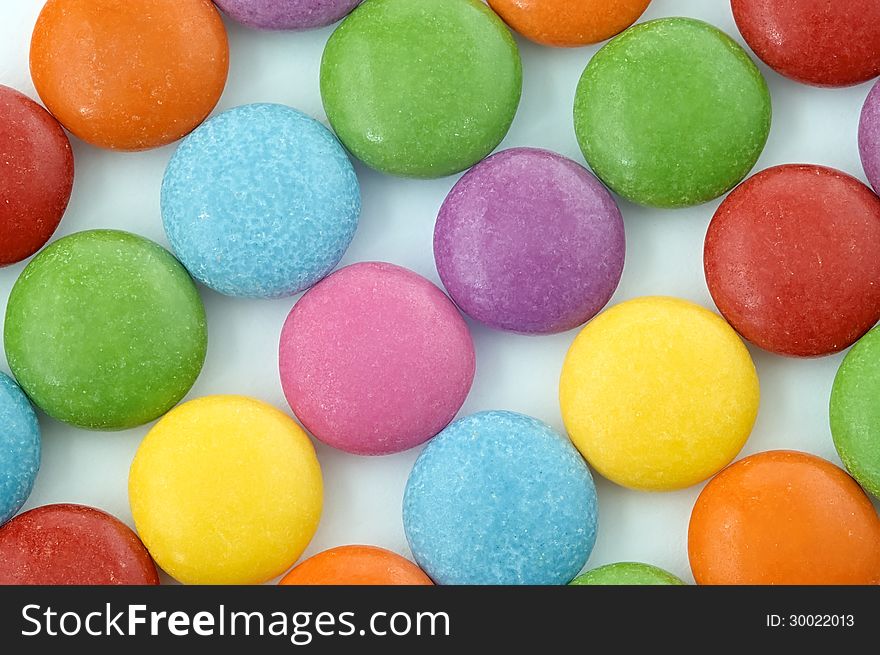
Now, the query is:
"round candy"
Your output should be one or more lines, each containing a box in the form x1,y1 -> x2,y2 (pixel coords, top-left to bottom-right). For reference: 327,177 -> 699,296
4,230 -> 207,430
487,0 -> 651,47
30,0 -> 229,151
403,410 -> 598,585
859,80 -> 880,194
434,147 -> 625,335
0,373 -> 40,526
162,104 -> 360,298
831,326 -> 880,498
571,562 -> 685,586
214,0 -> 360,30
320,0 -> 522,178
279,545 -> 433,585
0,504 -> 159,585
0,85 -> 73,266
689,451 -> 880,585
573,18 -> 771,208
280,262 -> 475,456
731,0 -> 880,87
559,297 -> 759,491
704,165 -> 880,358
129,395 -> 323,585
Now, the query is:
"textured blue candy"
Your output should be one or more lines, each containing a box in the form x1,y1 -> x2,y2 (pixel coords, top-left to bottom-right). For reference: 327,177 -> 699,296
403,410 -> 598,585
0,372 -> 40,526
161,103 -> 361,298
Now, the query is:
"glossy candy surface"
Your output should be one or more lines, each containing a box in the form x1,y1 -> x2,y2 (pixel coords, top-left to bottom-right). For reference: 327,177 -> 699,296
279,545 -> 433,585
571,562 -> 684,586
0,373 -> 40,527
434,148 -> 625,335
560,297 -> 759,491
214,0 -> 360,30
859,80 -> 880,194
704,165 -> 880,357
0,85 -> 73,266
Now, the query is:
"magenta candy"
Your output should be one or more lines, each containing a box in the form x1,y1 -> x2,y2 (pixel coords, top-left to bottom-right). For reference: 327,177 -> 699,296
434,147 -> 625,335
279,262 -> 475,456
860,80 -> 880,194
214,0 -> 360,30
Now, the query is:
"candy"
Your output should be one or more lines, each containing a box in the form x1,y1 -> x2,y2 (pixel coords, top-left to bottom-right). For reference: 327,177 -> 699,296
570,563 -> 684,586
704,165 -> 880,358
30,0 -> 228,151
279,262 -> 475,456
830,327 -> 880,498
320,0 -> 522,178
573,18 -> 771,208
487,0 -> 651,47
434,147 -> 625,335
0,504 -> 159,585
859,80 -> 880,194
128,396 -> 323,585
688,451 -> 880,585
0,85 -> 73,266
279,545 -> 433,585
559,297 -> 759,491
731,0 -> 880,88
4,230 -> 207,430
403,410 -> 598,585
0,373 -> 40,526
162,104 -> 360,299
214,0 -> 360,30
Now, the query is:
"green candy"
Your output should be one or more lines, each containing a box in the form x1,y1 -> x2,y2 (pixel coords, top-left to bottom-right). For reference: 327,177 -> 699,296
4,230 -> 207,431
320,0 -> 522,179
830,326 -> 880,498
570,562 -> 685,586
573,18 -> 771,208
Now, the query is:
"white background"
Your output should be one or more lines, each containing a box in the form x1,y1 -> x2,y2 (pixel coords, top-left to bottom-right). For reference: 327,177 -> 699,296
2,0 -> 878,584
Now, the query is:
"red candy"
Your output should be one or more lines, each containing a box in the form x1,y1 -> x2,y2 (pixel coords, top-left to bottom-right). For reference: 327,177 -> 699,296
731,0 -> 880,87
704,164 -> 880,358
0,504 -> 159,585
0,85 -> 73,266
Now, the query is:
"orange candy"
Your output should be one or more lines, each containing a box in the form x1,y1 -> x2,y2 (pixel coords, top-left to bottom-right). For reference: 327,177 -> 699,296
279,546 -> 433,586
689,451 -> 880,585
487,0 -> 652,48
30,0 -> 228,151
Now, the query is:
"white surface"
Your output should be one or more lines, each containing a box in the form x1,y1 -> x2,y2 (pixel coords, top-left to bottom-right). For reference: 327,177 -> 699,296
2,0 -> 878,585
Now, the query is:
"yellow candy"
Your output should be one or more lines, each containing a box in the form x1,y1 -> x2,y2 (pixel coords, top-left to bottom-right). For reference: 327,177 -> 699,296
559,296 -> 759,491
128,395 -> 323,584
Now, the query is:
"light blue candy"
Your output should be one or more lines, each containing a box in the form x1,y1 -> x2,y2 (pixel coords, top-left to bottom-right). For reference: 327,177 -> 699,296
403,410 -> 598,585
161,103 -> 361,298
0,372 -> 40,526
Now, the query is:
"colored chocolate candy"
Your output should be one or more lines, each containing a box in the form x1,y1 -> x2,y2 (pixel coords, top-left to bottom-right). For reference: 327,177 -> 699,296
487,0 -> 651,47
162,104 -> 360,298
731,0 -> 880,88
704,165 -> 880,358
0,85 -> 73,266
560,297 -> 759,491
30,0 -> 229,151
570,563 -> 684,586
128,396 -> 323,585
859,80 -> 880,194
279,545 -> 433,585
573,18 -> 771,208
320,0 -> 522,178
434,147 -> 625,335
214,0 -> 360,30
0,504 -> 159,585
403,410 -> 598,585
0,373 -> 40,526
279,262 -> 475,456
830,326 -> 880,498
4,230 -> 207,430
688,451 -> 880,585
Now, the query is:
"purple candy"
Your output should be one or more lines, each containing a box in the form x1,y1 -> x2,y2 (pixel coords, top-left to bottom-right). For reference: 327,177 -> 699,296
434,147 -> 625,335
860,79 -> 880,194
214,0 -> 360,30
